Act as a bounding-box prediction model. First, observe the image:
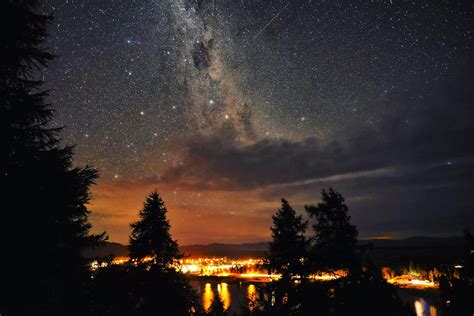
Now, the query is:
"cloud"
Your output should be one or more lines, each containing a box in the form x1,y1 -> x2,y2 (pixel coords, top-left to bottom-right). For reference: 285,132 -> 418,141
153,69 -> 474,237
162,66 -> 474,194
91,66 -> 473,243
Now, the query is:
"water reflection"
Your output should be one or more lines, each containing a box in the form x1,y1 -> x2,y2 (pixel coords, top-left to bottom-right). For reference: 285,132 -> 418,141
197,282 -> 440,316
414,298 -> 438,316
247,284 -> 258,311
217,282 -> 231,310
202,282 -> 232,312
203,283 -> 213,312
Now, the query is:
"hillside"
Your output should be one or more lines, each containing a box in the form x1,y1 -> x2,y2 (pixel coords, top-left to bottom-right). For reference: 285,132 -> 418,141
83,236 -> 466,265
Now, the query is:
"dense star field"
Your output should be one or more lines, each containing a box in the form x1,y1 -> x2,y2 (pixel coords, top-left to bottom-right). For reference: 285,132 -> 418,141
42,0 -> 473,244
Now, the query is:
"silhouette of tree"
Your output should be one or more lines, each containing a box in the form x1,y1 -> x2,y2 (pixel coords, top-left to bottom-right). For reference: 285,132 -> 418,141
0,1 -> 106,314
90,264 -> 200,316
250,280 -> 319,316
253,191 -> 416,316
331,265 -> 415,316
93,190 -> 199,315
263,199 -> 308,314
266,198 -> 308,280
305,188 -> 358,272
129,190 -> 181,267
206,295 -> 228,316
462,229 -> 473,279
439,229 -> 474,316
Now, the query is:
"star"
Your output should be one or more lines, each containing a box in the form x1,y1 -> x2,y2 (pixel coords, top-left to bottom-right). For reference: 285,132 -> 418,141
42,0 -> 473,244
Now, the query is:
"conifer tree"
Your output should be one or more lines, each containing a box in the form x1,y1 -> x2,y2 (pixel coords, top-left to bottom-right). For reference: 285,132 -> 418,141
266,199 -> 308,280
129,190 -> 181,267
305,188 -> 358,271
0,1 -> 106,314
206,296 -> 227,316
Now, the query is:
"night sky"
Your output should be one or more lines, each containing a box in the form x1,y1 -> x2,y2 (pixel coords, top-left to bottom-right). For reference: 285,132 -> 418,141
42,0 -> 473,245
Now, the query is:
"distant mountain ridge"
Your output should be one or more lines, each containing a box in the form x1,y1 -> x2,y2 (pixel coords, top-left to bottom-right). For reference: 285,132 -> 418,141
362,236 -> 464,248
83,236 -> 465,264
82,241 -> 129,258
181,242 -> 269,258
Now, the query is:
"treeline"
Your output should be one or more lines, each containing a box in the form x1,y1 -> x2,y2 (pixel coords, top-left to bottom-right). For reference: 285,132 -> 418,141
1,1 -> 472,315
257,191 -> 472,316
257,190 -> 412,316
89,191 -> 201,315
1,1 -> 106,315
75,190 -> 474,316
0,0 -> 195,313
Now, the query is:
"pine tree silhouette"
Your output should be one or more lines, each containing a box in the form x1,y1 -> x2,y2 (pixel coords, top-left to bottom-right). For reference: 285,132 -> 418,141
129,190 -> 181,267
305,188 -> 358,272
0,1 -> 106,314
206,296 -> 228,316
266,199 -> 308,280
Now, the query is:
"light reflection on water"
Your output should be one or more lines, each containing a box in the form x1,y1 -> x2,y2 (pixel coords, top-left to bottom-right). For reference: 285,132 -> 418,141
398,289 -> 439,316
202,283 -> 213,312
201,282 -> 232,312
195,282 -> 440,315
414,298 -> 438,316
217,283 -> 231,310
247,284 -> 258,311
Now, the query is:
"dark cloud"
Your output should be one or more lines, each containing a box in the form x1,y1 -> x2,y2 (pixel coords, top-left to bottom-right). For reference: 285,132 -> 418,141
167,65 -> 473,187
159,70 -> 474,236
164,83 -> 473,190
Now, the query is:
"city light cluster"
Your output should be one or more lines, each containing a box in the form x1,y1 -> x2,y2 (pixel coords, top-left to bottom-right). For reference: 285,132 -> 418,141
90,256 -> 443,289
386,275 -> 438,289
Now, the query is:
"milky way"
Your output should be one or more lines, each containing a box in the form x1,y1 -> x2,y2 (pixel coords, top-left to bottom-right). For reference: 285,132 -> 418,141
43,0 -> 473,244
169,0 -> 256,142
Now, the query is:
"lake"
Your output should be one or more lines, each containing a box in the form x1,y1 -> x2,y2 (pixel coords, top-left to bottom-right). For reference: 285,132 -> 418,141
191,280 -> 441,316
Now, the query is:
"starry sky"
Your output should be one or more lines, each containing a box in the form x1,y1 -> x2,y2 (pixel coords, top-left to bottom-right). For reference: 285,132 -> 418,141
42,0 -> 473,245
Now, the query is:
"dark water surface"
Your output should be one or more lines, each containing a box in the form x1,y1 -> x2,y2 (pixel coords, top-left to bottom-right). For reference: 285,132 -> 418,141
191,280 -> 441,316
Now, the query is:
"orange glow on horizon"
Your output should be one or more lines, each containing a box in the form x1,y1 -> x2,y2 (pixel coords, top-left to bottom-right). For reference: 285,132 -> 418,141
89,180 -> 273,245
372,236 -> 394,240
